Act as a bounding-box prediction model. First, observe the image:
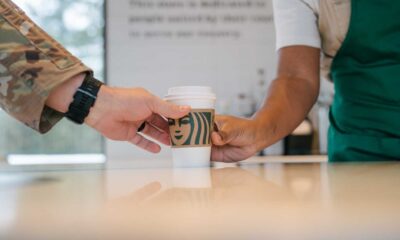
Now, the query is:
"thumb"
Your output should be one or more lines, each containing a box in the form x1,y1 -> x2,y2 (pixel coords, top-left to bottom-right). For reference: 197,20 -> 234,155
212,116 -> 234,145
150,97 -> 191,119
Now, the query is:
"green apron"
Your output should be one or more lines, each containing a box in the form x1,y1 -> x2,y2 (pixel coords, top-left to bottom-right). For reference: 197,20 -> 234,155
328,0 -> 400,161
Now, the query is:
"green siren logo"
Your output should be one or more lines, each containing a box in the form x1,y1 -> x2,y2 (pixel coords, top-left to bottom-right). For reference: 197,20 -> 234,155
168,109 -> 214,148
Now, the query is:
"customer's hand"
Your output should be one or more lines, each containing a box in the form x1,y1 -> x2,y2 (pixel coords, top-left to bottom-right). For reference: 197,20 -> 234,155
211,115 -> 269,162
46,74 -> 190,153
85,86 -> 190,153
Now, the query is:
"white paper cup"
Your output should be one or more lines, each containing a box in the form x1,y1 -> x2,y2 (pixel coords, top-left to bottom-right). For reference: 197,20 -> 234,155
165,86 -> 216,168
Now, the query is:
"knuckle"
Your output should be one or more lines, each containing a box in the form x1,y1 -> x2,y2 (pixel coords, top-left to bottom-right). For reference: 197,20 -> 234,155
144,95 -> 157,110
124,126 -> 135,141
137,136 -> 146,146
135,87 -> 147,93
215,115 -> 226,124
130,134 -> 141,144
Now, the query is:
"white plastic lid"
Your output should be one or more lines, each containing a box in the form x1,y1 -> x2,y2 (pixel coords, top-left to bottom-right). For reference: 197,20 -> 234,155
165,86 -> 216,100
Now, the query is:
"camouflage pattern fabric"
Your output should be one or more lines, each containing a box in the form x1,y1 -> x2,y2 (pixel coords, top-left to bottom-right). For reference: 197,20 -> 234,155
0,0 -> 92,133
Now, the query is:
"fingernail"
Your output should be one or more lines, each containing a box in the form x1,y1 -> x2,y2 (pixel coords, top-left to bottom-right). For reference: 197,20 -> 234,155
179,106 -> 190,112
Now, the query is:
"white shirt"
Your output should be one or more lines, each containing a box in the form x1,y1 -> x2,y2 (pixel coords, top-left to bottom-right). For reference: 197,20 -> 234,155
273,0 -> 321,50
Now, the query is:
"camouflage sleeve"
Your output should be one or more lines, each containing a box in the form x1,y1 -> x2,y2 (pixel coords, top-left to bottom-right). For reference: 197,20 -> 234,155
0,0 -> 92,133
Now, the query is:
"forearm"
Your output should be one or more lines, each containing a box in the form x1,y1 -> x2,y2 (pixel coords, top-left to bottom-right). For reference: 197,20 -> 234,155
0,1 -> 92,133
210,49 -> 320,162
252,75 -> 319,150
251,46 -> 320,150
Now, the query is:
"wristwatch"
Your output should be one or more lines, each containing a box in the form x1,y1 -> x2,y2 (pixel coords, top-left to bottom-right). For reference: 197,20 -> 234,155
65,74 -> 103,124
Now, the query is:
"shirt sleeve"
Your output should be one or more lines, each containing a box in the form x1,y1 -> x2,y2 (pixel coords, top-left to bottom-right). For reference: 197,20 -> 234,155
273,0 -> 321,50
0,0 -> 92,133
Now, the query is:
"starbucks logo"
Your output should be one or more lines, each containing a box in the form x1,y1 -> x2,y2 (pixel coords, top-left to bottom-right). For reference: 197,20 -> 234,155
168,109 -> 214,148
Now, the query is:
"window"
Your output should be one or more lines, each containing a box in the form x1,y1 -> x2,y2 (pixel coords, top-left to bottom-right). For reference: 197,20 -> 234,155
0,0 -> 105,161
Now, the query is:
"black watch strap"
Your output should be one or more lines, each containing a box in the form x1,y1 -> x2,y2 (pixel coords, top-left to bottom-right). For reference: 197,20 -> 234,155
65,74 -> 103,124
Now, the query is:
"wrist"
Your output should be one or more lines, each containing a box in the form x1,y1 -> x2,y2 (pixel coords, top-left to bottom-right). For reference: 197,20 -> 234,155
252,115 -> 277,151
84,85 -> 114,128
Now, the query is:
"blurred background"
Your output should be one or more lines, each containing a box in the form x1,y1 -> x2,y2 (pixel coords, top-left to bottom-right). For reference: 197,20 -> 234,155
0,0 -> 333,163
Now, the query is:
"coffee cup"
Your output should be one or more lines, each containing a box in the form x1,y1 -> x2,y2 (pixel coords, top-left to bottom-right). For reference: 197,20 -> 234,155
165,86 -> 216,168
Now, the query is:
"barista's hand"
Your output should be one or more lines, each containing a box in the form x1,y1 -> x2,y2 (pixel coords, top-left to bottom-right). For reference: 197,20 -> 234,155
211,115 -> 267,162
86,86 -> 190,153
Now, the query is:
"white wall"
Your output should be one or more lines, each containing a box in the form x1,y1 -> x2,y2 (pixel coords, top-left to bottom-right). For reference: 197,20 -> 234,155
106,0 -> 277,160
